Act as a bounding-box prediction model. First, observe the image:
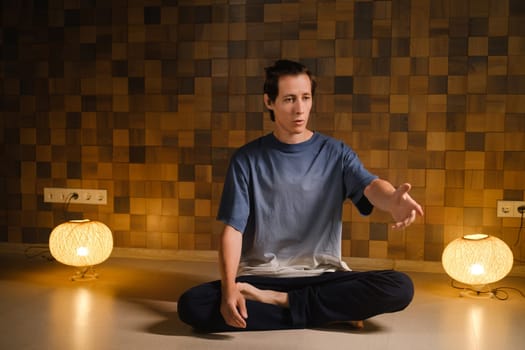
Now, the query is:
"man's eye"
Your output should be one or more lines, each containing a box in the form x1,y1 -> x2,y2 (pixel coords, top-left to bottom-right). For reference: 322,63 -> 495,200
284,97 -> 294,103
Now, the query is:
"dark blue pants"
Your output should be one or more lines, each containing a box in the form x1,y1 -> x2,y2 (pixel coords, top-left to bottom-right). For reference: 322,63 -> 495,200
177,270 -> 414,332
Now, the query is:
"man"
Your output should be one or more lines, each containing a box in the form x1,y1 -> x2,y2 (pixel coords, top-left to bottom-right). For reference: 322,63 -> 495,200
178,59 -> 424,332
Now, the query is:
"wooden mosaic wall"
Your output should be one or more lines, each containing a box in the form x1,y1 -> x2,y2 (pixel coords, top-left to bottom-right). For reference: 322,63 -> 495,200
1,0 -> 525,262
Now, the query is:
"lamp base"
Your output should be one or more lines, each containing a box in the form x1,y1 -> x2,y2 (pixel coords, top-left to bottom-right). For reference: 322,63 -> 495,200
459,289 -> 494,299
71,266 -> 98,281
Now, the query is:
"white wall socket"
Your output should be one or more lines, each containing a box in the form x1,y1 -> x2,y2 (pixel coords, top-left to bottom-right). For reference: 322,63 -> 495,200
44,187 -> 107,205
497,200 -> 525,218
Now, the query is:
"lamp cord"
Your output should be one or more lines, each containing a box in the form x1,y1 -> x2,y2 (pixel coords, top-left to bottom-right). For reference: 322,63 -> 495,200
25,192 -> 79,261
63,192 -> 79,221
513,208 -> 525,263
24,245 -> 54,261
450,280 -> 525,301
513,209 -> 524,247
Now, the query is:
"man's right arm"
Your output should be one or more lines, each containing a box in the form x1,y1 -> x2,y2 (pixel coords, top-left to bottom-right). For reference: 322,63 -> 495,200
218,224 -> 248,328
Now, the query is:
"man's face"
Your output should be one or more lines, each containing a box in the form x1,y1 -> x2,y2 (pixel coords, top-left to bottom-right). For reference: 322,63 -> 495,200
265,73 -> 313,142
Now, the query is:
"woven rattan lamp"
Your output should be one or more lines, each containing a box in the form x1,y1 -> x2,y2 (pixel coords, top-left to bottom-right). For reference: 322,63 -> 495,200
442,233 -> 513,298
49,219 -> 113,281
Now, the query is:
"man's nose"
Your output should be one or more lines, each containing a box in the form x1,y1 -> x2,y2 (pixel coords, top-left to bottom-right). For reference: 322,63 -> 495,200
295,100 -> 305,113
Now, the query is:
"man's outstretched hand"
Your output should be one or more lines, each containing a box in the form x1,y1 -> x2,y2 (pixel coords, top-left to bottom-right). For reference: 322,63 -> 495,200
389,183 -> 424,229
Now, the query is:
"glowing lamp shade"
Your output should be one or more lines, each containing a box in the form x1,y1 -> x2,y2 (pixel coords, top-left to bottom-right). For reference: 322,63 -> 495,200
49,219 -> 113,279
442,234 -> 513,287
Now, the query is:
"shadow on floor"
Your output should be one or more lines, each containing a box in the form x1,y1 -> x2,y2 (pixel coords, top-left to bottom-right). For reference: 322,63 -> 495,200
131,297 -> 387,339
135,300 -> 235,340
314,320 -> 387,334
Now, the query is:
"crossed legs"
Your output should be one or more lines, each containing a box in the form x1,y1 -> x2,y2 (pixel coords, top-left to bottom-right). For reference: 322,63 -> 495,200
178,270 -> 413,332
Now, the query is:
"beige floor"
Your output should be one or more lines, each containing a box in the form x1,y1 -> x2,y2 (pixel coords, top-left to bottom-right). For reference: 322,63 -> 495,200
1,250 -> 525,350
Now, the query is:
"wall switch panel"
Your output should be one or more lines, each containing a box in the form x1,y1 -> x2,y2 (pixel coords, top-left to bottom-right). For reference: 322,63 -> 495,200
44,187 -> 107,205
497,200 -> 525,218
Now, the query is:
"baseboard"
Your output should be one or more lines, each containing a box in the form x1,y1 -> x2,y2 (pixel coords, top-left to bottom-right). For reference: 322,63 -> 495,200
2,242 -> 524,277
112,246 -> 219,262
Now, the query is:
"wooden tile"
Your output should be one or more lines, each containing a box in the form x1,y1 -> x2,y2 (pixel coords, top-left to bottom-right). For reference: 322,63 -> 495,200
3,0 -> 524,263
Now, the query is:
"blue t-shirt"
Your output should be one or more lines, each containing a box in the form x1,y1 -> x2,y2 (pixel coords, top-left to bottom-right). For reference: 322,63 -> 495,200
217,132 -> 377,276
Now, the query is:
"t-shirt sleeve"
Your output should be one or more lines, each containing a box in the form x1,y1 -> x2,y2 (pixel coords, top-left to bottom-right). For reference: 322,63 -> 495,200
216,152 -> 251,233
342,145 -> 377,216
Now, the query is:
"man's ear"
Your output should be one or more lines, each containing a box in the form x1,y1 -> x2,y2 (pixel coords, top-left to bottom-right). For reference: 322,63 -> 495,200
263,94 -> 273,110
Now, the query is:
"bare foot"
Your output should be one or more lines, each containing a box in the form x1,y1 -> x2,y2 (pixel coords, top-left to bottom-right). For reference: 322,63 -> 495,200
349,320 -> 364,329
237,282 -> 289,308
328,320 -> 365,330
